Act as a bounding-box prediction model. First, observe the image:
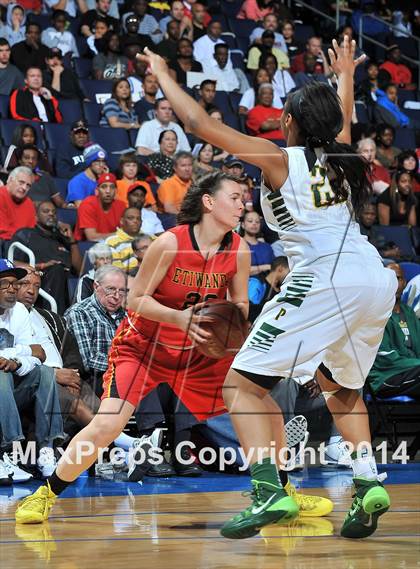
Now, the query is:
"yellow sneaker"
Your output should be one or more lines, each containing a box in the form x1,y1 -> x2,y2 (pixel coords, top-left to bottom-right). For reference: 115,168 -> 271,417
285,481 -> 333,517
15,483 -> 56,524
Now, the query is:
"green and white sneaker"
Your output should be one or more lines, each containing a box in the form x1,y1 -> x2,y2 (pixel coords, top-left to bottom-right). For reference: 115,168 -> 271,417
220,480 -> 299,540
341,475 -> 390,539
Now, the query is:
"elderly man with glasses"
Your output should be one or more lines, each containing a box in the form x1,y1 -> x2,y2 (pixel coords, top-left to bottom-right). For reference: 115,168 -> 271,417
64,265 -> 127,397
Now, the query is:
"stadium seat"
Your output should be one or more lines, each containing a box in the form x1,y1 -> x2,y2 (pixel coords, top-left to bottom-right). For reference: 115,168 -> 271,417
0,94 -> 10,118
224,112 -> 240,131
394,128 -> 416,150
398,89 -> 418,106
73,58 -> 93,79
374,225 -> 415,257
228,18 -> 255,39
229,91 -> 242,113
88,126 -> 131,155
54,178 -> 69,200
223,0 -> 243,18
231,51 -> 245,71
56,207 -> 77,227
399,262 -> 420,282
394,37 -> 419,60
0,119 -> 45,149
221,32 -> 237,50
213,91 -> 232,115
294,24 -> 315,43
79,79 -> 113,103
157,212 -> 177,230
83,101 -> 102,125
44,123 -> 71,150
58,99 -> 84,124
355,101 -> 369,124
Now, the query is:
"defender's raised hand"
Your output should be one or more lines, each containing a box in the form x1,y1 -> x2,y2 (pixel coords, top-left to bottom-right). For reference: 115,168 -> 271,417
328,35 -> 366,77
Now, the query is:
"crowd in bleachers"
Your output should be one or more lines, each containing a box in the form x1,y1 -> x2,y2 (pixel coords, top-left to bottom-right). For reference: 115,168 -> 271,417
0,0 -> 419,485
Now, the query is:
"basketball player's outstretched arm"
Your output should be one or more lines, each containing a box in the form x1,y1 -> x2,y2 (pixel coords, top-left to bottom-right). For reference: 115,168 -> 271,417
328,35 -> 366,145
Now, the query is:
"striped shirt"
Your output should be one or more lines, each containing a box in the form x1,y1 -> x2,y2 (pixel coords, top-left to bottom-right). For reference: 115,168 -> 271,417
99,98 -> 138,127
105,228 -> 155,273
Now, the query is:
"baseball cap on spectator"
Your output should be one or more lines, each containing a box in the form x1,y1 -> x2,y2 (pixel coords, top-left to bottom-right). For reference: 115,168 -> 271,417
0,259 -> 28,280
97,173 -> 117,186
261,30 -> 275,39
127,182 -> 148,195
46,47 -> 63,59
83,144 -> 107,166
223,155 -> 243,168
71,120 -> 89,133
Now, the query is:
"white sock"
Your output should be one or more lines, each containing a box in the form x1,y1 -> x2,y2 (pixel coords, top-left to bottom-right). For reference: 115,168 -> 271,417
113,433 -> 138,451
352,451 -> 378,480
327,435 -> 342,445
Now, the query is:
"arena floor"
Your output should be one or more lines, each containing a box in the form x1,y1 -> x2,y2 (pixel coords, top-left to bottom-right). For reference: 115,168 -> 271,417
0,464 -> 419,569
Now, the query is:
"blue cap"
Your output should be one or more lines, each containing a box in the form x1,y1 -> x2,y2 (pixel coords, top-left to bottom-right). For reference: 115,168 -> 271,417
0,259 -> 28,280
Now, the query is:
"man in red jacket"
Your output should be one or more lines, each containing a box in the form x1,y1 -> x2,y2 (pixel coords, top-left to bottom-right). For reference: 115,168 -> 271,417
0,166 -> 36,242
10,66 -> 62,123
380,45 -> 415,90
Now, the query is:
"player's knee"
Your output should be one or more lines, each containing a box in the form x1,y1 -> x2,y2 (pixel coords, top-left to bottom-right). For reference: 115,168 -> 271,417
86,417 -> 123,447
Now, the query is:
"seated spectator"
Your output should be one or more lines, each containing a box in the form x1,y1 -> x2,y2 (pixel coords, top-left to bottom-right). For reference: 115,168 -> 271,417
249,14 -> 287,53
237,0 -> 273,21
239,67 -> 283,115
11,200 -> 82,313
222,155 -> 245,178
105,206 -> 152,273
16,144 -> 64,207
179,2 -> 208,42
93,32 -> 128,80
74,173 -> 127,241
10,66 -> 62,123
75,242 -> 112,302
0,259 -> 62,483
67,144 -> 108,206
86,17 -> 110,57
127,182 -> 164,235
127,57 -> 147,103
193,20 -> 225,66
122,0 -> 162,44
10,22 -> 49,72
157,151 -> 193,214
248,256 -> 289,322
155,19 -> 180,61
397,151 -> 420,194
377,171 -> 417,226
206,107 -> 229,163
293,52 -> 330,89
42,47 -> 85,101
99,78 -> 140,129
41,10 -> 79,58
0,167 -> 35,241
81,0 -> 119,38
55,120 -> 91,180
120,13 -> 155,53
375,83 -> 411,128
375,124 -> 401,170
44,0 -> 85,18
358,202 -> 402,261
197,79 -> 216,111
0,38 -> 24,95
392,10 -> 412,37
291,36 -> 326,75
134,73 -> 160,121
3,123 -> 50,173
192,142 -> 215,180
260,52 -> 295,98
247,30 -> 289,73
368,263 -> 420,399
115,152 -> 156,207
281,19 -> 302,59
146,129 -> 177,181
130,234 -> 152,275
357,137 -> 391,195
86,0 -> 119,18
203,44 -> 250,93
169,37 -> 202,86
65,265 -> 127,396
159,0 -> 184,33
380,45 -> 415,90
240,210 -> 274,276
2,3 -> 26,47
356,61 -> 379,106
246,83 -> 284,140
135,98 -> 191,155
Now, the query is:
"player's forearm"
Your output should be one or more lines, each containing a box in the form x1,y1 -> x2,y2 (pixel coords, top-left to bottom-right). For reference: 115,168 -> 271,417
337,71 -> 354,132
128,293 -> 179,325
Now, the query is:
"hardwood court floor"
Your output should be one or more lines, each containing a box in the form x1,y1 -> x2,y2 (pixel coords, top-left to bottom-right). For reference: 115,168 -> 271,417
1,466 -> 419,569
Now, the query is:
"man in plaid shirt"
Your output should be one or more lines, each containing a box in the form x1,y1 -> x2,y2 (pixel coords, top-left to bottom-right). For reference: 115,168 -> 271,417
64,265 -> 127,396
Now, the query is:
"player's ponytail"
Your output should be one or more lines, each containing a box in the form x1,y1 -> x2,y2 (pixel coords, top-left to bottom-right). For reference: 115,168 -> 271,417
177,171 -> 238,225
286,83 -> 371,217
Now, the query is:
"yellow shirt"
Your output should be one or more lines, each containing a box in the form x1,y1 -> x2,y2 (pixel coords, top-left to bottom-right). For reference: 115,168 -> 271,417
247,47 -> 290,70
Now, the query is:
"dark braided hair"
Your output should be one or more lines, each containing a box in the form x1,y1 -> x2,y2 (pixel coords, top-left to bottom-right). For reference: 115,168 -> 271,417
285,82 -> 371,216
177,171 -> 238,225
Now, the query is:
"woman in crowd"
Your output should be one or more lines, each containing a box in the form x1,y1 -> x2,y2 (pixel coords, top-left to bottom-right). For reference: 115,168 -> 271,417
377,170 -> 417,226
192,142 -> 216,180
261,52 -> 296,99
3,124 -> 51,173
146,129 -> 177,181
100,78 -> 140,130
397,150 -> 420,194
240,210 -> 274,276
281,20 -> 301,59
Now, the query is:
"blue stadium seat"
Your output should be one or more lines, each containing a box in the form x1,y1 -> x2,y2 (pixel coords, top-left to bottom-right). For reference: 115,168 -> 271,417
73,58 -> 93,79
231,51 -> 245,71
374,225 -> 415,257
223,0 -> 243,17
394,128 -> 416,150
79,79 -> 113,102
399,262 -> 420,282
83,101 -> 102,125
59,99 -> 83,125
224,113 -> 240,131
0,94 -> 10,118
56,207 -> 77,227
44,123 -> 71,150
398,89 -> 418,106
228,18 -> 255,39
128,128 -> 139,147
88,126 -> 131,155
221,32 -> 237,50
404,108 -> 420,123
157,212 -> 176,230
75,36 -> 89,58
213,91 -> 232,115
236,36 -> 250,54
229,91 -> 242,112
355,101 -> 369,123
294,24 -> 315,43
0,119 -> 45,149
53,178 -> 69,200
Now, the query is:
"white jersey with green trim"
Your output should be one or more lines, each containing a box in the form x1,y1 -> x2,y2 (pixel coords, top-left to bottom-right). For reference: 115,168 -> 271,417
260,146 -> 380,270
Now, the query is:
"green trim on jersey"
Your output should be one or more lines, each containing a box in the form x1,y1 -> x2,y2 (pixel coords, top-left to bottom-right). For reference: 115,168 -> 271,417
248,322 -> 285,353
276,274 -> 314,308
267,190 -> 296,232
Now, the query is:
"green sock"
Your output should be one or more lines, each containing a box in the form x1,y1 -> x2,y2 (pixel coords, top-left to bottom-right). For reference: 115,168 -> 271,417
250,457 -> 281,488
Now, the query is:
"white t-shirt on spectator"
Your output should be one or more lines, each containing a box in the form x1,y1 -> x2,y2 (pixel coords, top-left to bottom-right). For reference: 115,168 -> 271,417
33,95 -> 49,122
239,88 -> 283,111
41,29 -> 79,57
135,119 -> 191,153
44,0 -> 77,17
272,69 -> 296,98
193,35 -> 226,65
141,208 -> 164,235
128,76 -> 163,103
202,59 -> 239,92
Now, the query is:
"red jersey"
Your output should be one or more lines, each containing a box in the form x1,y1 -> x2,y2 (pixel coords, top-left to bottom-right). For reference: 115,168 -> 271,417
128,224 -> 241,347
0,186 -> 36,240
